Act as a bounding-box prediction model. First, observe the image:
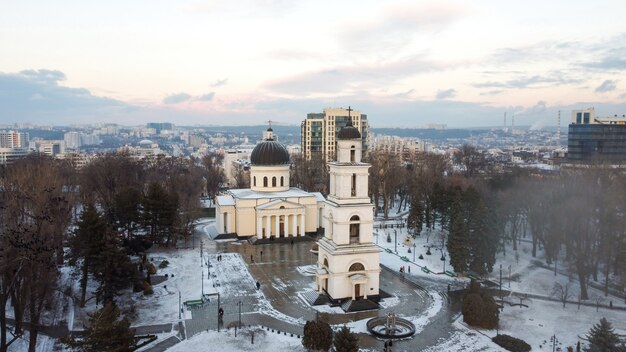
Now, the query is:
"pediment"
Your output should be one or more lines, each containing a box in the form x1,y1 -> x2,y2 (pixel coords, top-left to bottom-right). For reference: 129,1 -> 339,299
256,199 -> 304,211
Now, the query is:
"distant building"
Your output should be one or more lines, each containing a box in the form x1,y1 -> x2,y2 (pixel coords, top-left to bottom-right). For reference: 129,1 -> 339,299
31,140 -> 65,156
0,147 -> 29,165
0,130 -> 29,148
568,108 -> 626,162
147,122 -> 174,135
64,131 -> 101,150
369,134 -> 431,160
301,107 -> 369,160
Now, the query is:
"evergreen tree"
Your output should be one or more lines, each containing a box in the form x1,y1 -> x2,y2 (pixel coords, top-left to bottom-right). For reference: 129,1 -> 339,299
303,319 -> 333,352
468,199 -> 498,275
407,199 -> 424,235
92,237 -> 137,305
447,198 -> 469,273
68,204 -> 109,307
333,326 -> 359,352
585,318 -> 625,352
142,182 -> 179,246
64,302 -> 135,352
113,187 -> 142,240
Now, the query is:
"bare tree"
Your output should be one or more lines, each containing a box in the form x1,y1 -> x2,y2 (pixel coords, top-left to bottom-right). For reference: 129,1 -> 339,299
0,155 -> 70,352
551,282 -> 572,308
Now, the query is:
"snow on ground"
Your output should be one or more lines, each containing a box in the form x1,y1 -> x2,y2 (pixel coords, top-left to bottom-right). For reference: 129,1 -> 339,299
168,327 -> 306,352
497,299 -> 624,350
421,330 -> 499,352
132,247 -> 216,326
7,332 -> 59,352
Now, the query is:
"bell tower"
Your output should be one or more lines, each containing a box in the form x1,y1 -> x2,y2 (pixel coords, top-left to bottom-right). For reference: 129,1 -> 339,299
316,107 -> 380,309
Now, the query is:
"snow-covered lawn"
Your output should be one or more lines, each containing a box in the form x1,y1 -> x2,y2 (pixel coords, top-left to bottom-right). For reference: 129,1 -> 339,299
169,327 -> 306,352
452,297 -> 626,351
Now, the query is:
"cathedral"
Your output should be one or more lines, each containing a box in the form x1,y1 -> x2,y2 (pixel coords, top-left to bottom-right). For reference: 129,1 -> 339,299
215,114 -> 381,310
215,128 -> 325,241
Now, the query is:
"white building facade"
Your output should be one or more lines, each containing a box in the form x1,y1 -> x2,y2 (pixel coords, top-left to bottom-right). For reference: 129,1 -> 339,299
215,128 -> 325,240
316,117 -> 381,306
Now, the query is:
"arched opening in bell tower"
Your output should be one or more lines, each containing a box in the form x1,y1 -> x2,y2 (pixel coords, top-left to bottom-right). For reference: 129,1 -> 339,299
349,215 -> 360,244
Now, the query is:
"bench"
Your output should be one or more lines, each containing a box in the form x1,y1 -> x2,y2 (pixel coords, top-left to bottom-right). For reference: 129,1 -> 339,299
445,270 -> 457,278
467,274 -> 481,281
400,256 -> 409,262
385,248 -> 392,254
184,299 -> 203,308
421,267 -> 430,273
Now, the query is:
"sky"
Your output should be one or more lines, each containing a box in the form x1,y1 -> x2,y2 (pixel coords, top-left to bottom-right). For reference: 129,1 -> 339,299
1,0 -> 625,128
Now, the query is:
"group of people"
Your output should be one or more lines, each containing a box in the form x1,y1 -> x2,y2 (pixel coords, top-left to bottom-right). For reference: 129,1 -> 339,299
383,339 -> 394,351
399,266 -> 410,273
217,254 -> 224,261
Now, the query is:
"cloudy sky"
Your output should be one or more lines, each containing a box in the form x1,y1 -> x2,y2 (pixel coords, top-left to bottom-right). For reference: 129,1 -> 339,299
1,0 -> 625,127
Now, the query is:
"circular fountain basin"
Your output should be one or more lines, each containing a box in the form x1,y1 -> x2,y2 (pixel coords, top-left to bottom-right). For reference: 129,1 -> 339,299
366,316 -> 416,339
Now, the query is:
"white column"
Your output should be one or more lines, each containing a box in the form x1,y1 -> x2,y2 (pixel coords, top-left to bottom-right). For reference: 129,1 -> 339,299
266,215 -> 271,237
300,214 -> 305,236
292,214 -> 297,236
257,217 -> 262,238
275,214 -> 280,237
352,284 -> 355,300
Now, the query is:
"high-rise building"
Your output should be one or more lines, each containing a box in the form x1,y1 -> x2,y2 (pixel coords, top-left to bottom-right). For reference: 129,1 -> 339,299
568,108 -> 626,162
0,130 -> 29,148
147,122 -> 174,135
301,107 -> 369,160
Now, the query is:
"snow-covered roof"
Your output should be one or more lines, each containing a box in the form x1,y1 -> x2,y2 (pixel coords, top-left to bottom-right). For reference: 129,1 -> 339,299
216,195 -> 235,206
229,187 -> 318,200
312,192 -> 326,202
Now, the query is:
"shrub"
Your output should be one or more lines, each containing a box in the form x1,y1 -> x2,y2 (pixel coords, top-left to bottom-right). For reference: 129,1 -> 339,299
159,260 -> 169,269
303,320 -> 333,352
147,263 -> 157,275
143,281 -> 153,295
462,280 -> 498,329
492,334 -> 531,352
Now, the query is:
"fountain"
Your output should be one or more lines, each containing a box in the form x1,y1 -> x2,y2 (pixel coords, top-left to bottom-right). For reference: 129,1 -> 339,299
366,312 -> 416,339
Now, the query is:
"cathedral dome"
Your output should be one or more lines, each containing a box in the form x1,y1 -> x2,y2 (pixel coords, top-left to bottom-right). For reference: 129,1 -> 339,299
250,139 -> 290,165
338,119 -> 361,140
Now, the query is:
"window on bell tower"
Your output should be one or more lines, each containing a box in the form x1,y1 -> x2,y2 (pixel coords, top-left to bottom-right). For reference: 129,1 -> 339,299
351,174 -> 356,196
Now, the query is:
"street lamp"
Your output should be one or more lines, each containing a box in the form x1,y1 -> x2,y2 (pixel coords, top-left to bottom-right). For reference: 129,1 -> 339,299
499,264 -> 503,310
413,243 -> 416,261
441,254 -> 446,273
394,230 -> 397,253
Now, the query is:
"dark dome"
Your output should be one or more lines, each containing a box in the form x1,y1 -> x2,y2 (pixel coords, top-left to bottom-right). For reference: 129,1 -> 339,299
338,125 -> 361,139
250,140 -> 290,165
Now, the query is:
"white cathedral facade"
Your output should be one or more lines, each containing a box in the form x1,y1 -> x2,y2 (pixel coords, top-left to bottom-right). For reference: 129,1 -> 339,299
215,128 -> 325,240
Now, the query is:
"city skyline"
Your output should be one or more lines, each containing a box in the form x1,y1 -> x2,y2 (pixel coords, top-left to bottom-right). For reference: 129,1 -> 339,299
1,0 -> 626,127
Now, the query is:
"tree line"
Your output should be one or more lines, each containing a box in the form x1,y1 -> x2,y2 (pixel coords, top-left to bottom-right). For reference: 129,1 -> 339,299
0,152 -> 224,352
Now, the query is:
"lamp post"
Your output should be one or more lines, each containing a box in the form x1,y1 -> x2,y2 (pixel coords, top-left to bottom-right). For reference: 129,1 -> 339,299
394,230 -> 397,254
413,243 -> 416,261
499,264 -> 503,310
441,254 -> 446,273
217,293 -> 221,332
508,265 -> 511,288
